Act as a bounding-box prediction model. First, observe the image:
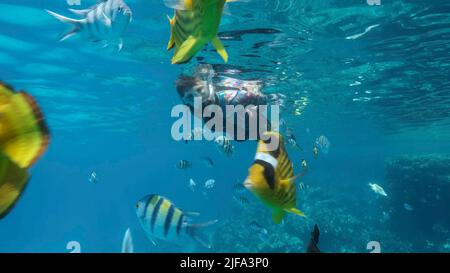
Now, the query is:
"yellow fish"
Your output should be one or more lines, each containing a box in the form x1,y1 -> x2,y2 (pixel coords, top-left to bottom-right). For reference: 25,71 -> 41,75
244,131 -> 305,224
166,0 -> 237,64
0,82 -> 50,219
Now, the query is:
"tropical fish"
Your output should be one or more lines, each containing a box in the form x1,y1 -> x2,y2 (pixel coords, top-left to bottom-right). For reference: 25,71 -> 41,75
89,171 -> 98,183
45,0 -> 132,51
201,156 -> 214,167
368,183 -> 387,197
285,127 -> 302,150
188,178 -> 196,192
403,203 -> 413,211
315,135 -> 330,154
215,135 -> 234,157
121,228 -> 134,253
306,224 -> 321,253
204,179 -> 215,189
176,159 -> 191,169
0,82 -> 50,219
165,0 -> 236,64
244,131 -> 306,224
299,182 -> 305,191
301,159 -> 308,172
135,194 -> 218,248
313,145 -> 319,159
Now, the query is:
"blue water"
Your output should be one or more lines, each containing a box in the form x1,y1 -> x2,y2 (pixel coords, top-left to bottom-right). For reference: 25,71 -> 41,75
1,0 -> 450,253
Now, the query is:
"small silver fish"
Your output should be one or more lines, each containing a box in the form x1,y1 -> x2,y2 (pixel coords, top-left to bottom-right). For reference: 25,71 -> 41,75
46,0 -> 132,51
176,160 -> 191,170
403,203 -> 414,211
204,179 -> 215,189
369,183 -> 387,197
89,171 -> 98,183
188,178 -> 196,192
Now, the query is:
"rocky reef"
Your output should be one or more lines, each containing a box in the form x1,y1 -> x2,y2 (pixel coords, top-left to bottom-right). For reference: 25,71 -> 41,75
211,185 -> 411,253
382,154 -> 450,251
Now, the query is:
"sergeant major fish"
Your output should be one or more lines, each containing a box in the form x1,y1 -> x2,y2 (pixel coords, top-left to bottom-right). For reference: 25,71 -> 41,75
176,159 -> 191,169
136,194 -> 218,248
45,0 -> 132,51
244,131 -> 306,224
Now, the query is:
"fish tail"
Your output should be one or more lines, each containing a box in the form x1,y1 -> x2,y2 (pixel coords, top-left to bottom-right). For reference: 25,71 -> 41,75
186,219 -> 219,248
45,10 -> 84,41
272,209 -> 285,224
0,154 -> 30,219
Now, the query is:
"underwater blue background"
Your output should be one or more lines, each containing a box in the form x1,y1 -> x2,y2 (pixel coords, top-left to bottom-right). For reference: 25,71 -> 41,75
0,0 -> 449,252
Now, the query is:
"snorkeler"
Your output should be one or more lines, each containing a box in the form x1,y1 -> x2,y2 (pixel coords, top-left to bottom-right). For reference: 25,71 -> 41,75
175,64 -> 280,141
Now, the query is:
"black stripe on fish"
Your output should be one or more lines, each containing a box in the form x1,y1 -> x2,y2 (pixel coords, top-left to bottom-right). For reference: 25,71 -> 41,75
151,196 -> 164,232
164,204 -> 175,237
176,214 -> 184,235
282,186 -> 296,205
254,159 -> 275,190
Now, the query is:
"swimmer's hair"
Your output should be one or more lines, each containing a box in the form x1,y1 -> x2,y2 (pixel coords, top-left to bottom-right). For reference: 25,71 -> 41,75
175,75 -> 202,97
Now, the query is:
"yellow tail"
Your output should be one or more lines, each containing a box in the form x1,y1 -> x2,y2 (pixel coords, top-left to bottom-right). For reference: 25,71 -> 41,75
285,207 -> 306,218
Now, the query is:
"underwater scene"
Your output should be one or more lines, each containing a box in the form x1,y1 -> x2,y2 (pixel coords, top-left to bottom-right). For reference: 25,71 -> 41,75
0,0 -> 449,253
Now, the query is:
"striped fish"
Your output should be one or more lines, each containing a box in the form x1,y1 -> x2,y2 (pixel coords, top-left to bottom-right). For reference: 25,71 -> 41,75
176,159 -> 191,169
45,0 -> 132,51
136,194 -> 218,248
165,0 -> 235,64
244,131 -> 305,224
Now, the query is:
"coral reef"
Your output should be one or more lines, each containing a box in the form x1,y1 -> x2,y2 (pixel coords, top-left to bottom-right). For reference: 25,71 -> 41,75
383,154 -> 450,251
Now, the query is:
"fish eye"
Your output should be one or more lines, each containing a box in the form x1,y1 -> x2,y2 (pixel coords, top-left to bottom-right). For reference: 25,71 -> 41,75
135,203 -> 139,208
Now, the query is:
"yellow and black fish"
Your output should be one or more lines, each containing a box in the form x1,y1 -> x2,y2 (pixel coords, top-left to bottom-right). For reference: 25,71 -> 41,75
244,131 -> 305,224
136,194 -> 218,248
166,0 -> 235,64
0,82 -> 50,219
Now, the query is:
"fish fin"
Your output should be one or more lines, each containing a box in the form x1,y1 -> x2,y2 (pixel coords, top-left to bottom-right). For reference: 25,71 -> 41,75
118,38 -> 124,52
60,28 -> 79,41
272,209 -> 285,224
121,228 -> 134,253
102,11 -> 112,27
186,220 -> 219,248
280,173 -> 302,185
167,16 -> 175,51
46,9 -> 85,25
284,207 -> 306,218
171,36 -> 205,64
184,211 -> 200,217
68,8 -> 91,16
306,224 -> 321,253
0,153 -> 30,219
211,36 -> 228,63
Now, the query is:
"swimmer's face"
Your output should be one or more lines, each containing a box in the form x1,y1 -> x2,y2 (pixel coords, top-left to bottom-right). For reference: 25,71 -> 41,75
182,80 -> 208,106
